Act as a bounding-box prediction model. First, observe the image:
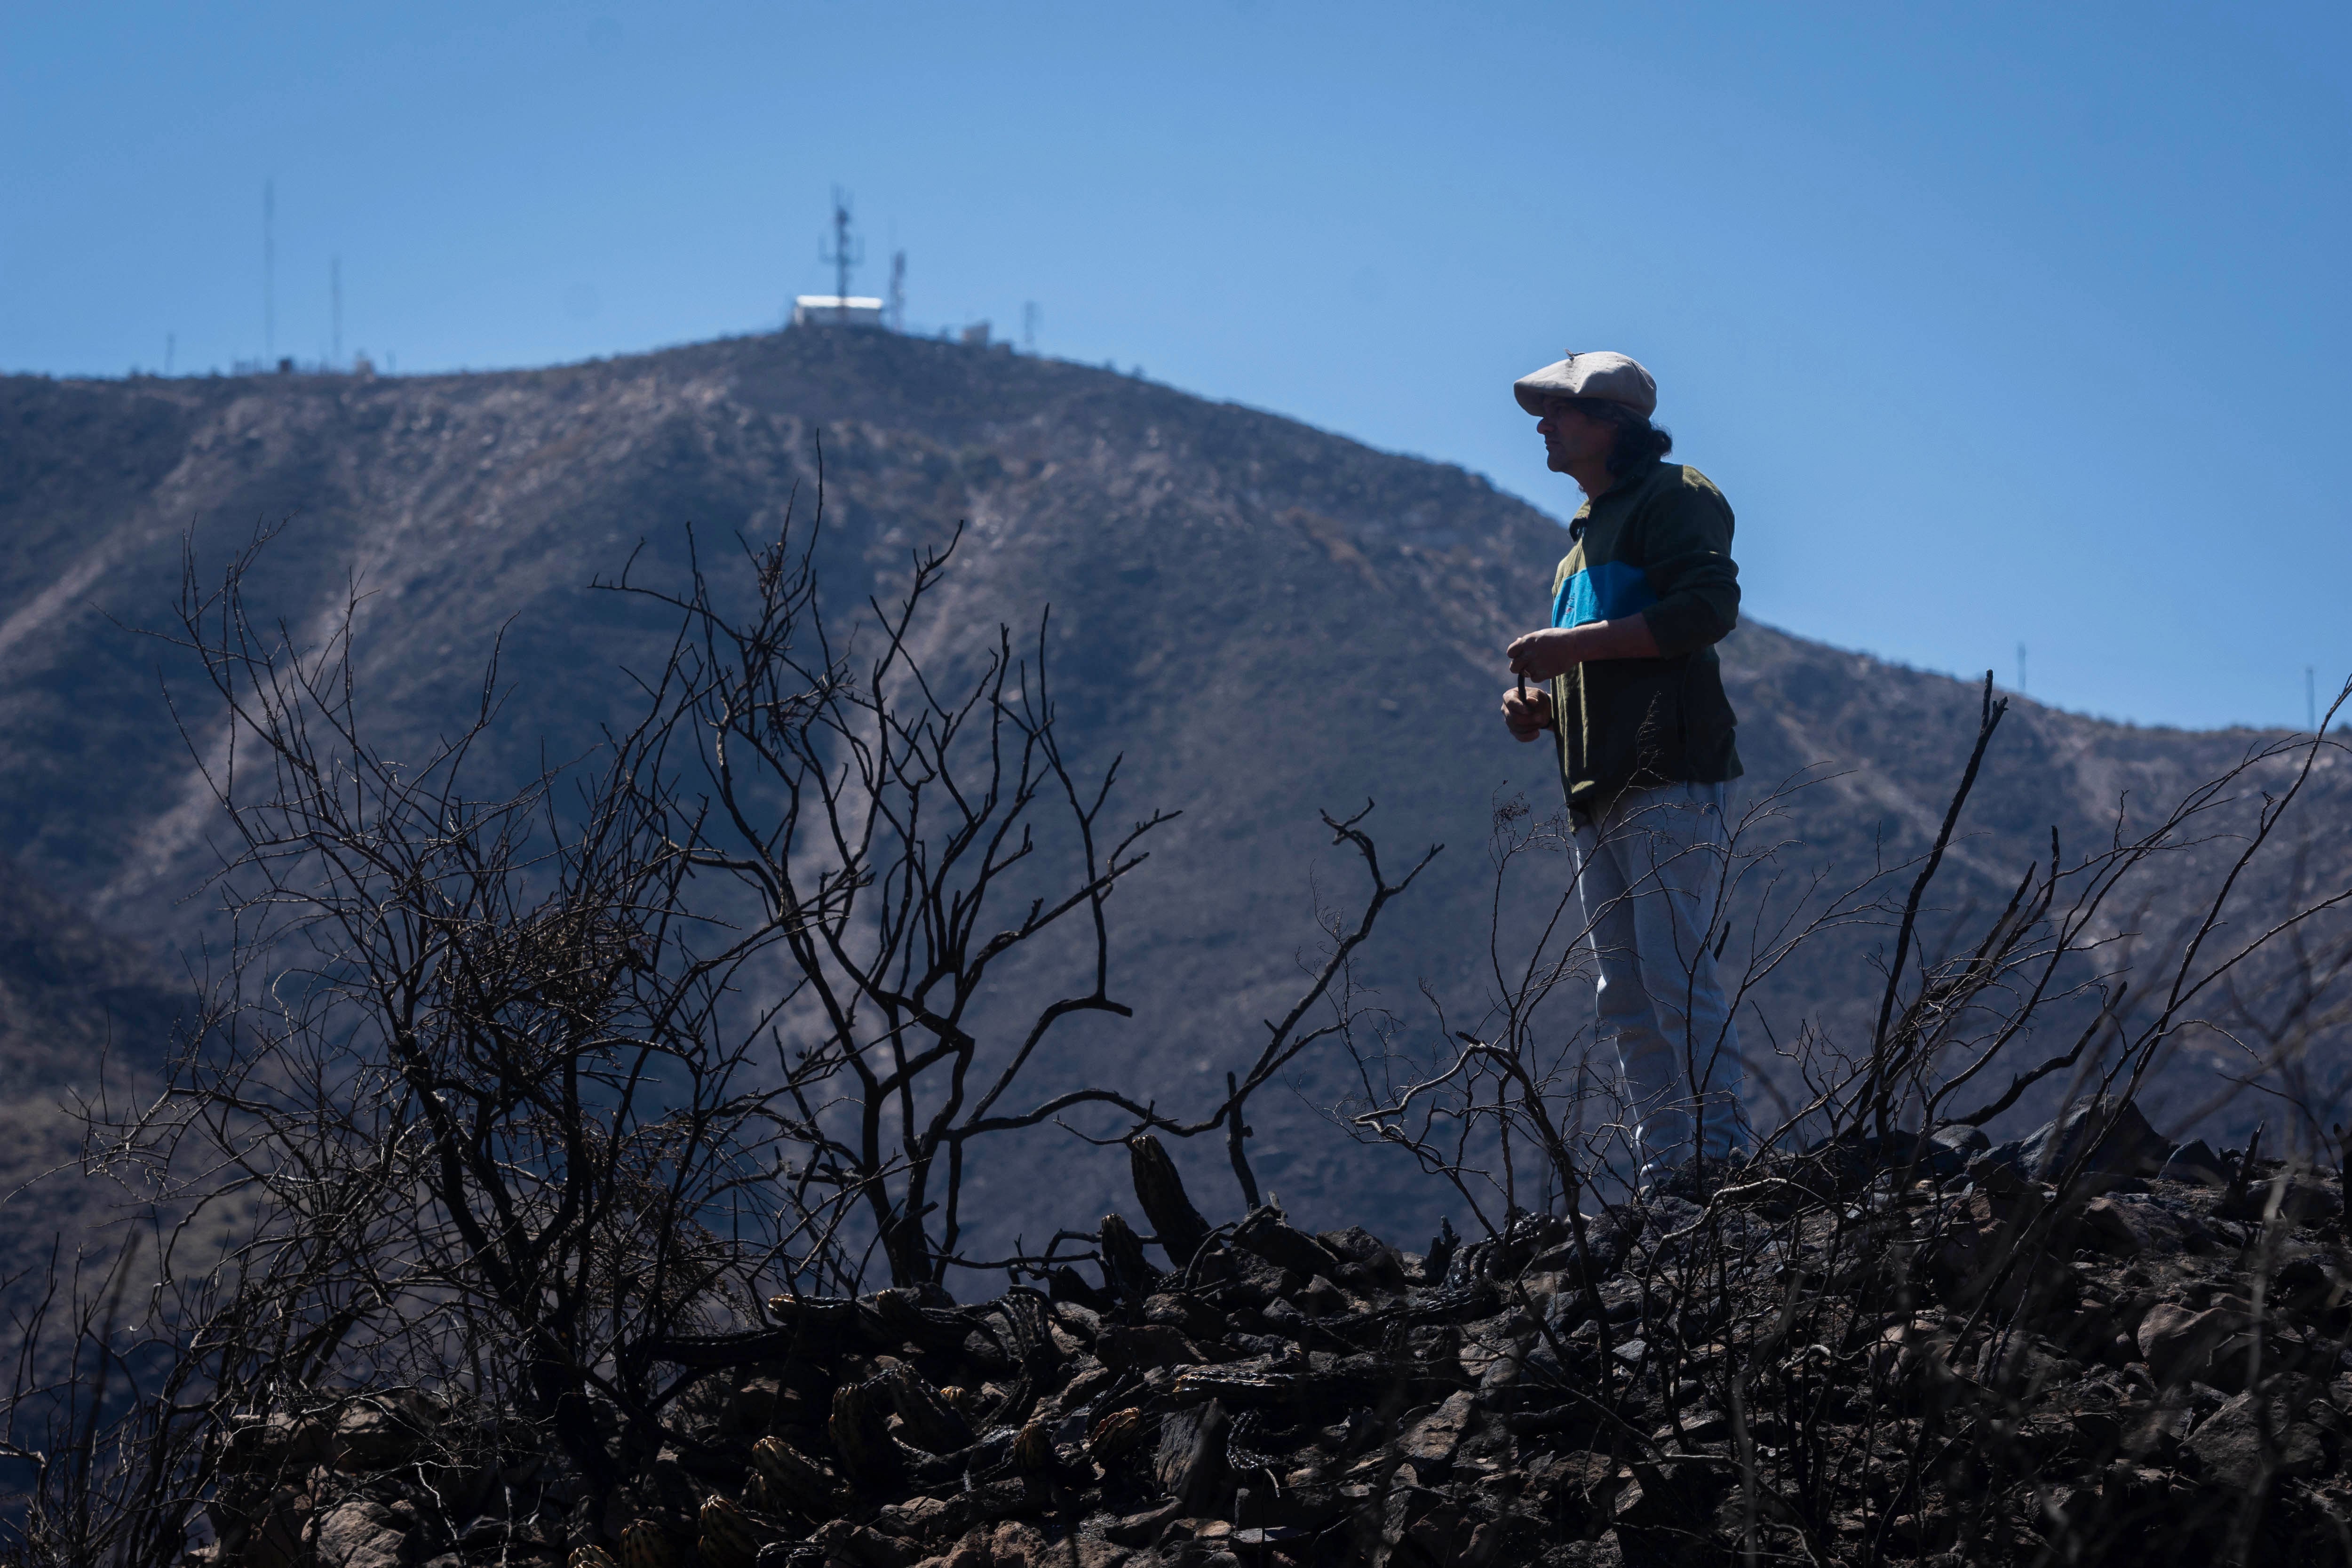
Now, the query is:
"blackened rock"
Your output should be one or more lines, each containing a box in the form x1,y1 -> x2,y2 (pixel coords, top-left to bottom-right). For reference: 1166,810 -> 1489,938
1965,1154 -> 2027,1196
1521,1334 -> 1600,1394
1800,1128 -> 1961,1187
723,1375 -> 784,1438
752,1546 -> 824,1568
1197,1240 -> 1294,1307
1098,1500 -> 1183,1547
1258,1297 -> 1307,1333
219,1412 -> 334,1476
1931,1122 -> 1992,1161
1185,1240 -> 1239,1286
1331,1258 -> 1398,1298
961,1327 -> 1017,1375
2223,1172 -> 2342,1227
2160,1139 -> 2230,1187
854,1524 -> 926,1568
1054,1279 -> 1115,1326
1047,1266 -> 1113,1312
1233,1206 -> 1342,1281
2186,1387 -> 2330,1490
1399,1390 -> 1475,1470
1299,1275 -> 1348,1316
1098,1324 -> 1203,1370
1317,1224 -> 1392,1265
1543,1283 -> 1595,1336
2274,1255 -> 2336,1313
1613,1456 -> 1732,1568
1527,1451 -> 1622,1538
1985,1096 -> 2171,1182
2138,1303 -> 2253,1390
2081,1194 -> 2201,1258
1143,1292 -> 1229,1340
1643,1152 -> 1757,1200
949,1478 -> 1054,1528
310,1499 -> 407,1568
1223,1335 -> 1298,1363
331,1397 -> 430,1472
1402,1280 -> 1502,1326
1318,1225 -> 1407,1289
1637,1196 -> 1705,1247
1580,1205 -> 1648,1275
1456,1211 -> 1574,1281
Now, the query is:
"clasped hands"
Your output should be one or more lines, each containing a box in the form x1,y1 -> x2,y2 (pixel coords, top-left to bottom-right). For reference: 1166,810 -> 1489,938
1498,628 -> 1576,744
1499,618 -> 1660,743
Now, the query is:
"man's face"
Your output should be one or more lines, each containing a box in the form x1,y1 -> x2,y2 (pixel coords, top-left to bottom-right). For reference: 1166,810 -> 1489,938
1535,399 -> 1615,475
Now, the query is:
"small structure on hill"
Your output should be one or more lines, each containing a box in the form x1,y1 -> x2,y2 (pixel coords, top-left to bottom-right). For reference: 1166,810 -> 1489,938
791,295 -> 886,329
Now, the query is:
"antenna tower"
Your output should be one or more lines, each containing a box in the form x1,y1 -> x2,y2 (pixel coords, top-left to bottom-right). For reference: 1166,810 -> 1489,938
887,250 -> 906,332
819,187 -> 864,325
332,256 -> 343,367
1023,302 -> 1039,354
264,178 -> 276,359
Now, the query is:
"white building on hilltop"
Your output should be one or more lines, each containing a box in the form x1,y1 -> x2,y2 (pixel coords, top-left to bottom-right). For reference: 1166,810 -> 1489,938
792,295 -> 886,330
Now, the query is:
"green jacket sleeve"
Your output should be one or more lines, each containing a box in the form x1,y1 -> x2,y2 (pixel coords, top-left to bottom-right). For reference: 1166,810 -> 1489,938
1637,471 -> 1740,656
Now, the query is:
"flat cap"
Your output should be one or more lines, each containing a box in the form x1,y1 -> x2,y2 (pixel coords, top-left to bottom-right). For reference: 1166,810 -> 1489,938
1512,350 -> 1657,418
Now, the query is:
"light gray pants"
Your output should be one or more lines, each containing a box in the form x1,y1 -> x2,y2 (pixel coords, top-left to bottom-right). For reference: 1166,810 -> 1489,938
1572,780 -> 1747,1179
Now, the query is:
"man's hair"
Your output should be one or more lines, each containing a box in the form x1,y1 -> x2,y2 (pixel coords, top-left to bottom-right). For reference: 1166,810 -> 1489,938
1560,397 -> 1675,475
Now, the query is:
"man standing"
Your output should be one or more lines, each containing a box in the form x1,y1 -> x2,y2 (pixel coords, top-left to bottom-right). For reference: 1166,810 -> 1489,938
1497,350 -> 1746,1185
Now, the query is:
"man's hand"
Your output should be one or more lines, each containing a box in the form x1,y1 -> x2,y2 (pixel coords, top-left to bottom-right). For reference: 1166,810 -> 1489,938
1501,684 -> 1555,743
1507,628 -> 1584,683
1507,615 -> 1662,681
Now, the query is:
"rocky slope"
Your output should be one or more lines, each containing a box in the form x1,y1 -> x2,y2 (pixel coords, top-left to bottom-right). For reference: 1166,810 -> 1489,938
188,1117 -> 2352,1568
0,332 -> 2345,1261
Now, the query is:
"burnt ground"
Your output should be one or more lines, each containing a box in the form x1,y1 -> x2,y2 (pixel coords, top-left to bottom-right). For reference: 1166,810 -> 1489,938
196,1118 -> 2352,1568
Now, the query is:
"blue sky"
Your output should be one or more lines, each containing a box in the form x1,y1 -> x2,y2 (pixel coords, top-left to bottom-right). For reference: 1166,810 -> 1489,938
6,2 -> 2345,730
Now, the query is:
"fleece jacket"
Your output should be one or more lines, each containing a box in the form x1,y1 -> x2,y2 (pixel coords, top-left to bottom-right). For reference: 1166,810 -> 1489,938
1548,457 -> 1743,815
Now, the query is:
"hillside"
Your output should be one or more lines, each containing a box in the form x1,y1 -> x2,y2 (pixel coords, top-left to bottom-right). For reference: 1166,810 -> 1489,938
0,330 -> 2344,1261
0,852 -> 183,1276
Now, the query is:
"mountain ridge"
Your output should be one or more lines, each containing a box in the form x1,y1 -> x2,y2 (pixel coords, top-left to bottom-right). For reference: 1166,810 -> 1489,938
2,328 -> 2344,1255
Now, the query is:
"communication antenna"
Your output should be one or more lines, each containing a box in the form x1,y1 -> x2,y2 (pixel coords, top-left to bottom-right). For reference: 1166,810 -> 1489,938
2016,643 -> 2027,696
2309,666 -> 2319,732
264,178 -> 276,359
331,256 -> 343,367
1023,302 -> 1039,354
886,250 -> 906,332
818,187 -> 863,325
165,333 -> 175,377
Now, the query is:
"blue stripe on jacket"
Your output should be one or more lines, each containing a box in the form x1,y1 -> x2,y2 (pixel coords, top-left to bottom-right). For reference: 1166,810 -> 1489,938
1552,561 -> 1657,629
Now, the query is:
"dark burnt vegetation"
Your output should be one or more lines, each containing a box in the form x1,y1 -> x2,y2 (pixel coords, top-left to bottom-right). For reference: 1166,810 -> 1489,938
5,485 -> 2352,1568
